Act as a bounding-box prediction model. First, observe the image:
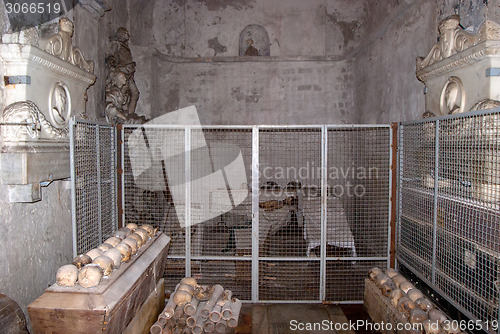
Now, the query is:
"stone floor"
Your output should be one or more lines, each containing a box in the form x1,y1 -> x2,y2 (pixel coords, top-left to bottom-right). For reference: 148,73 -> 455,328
234,303 -> 380,334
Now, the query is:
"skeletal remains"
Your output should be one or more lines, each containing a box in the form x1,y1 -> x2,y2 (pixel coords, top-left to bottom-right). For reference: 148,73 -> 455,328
56,224 -> 156,288
368,267 -> 464,334
150,277 -> 242,334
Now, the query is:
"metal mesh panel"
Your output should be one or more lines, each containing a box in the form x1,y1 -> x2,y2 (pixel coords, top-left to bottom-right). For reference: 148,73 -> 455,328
397,122 -> 435,281
259,260 -> 320,301
190,129 -> 253,258
397,109 -> 500,329
164,258 -> 185,293
99,126 -> 117,240
71,119 -> 117,255
258,128 -> 322,258
192,259 -> 252,301
325,127 -> 391,301
257,128 -> 322,301
123,127 -> 185,255
326,259 -> 387,301
120,124 -> 391,303
435,113 -> 500,325
326,128 -> 390,257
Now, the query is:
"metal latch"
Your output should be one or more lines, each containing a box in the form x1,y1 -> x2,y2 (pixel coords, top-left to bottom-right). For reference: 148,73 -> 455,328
4,75 -> 31,85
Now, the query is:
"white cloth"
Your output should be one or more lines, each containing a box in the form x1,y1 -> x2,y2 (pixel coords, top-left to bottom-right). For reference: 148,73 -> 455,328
234,190 -> 356,257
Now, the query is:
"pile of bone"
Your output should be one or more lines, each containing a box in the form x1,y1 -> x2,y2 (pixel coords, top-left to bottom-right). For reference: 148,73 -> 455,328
369,267 -> 466,334
150,277 -> 241,334
55,223 -> 157,288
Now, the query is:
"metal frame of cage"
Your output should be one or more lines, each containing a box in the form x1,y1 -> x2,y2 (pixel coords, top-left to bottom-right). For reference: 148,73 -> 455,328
397,107 -> 500,333
118,123 -> 392,303
69,118 -> 118,257
69,107 -> 500,313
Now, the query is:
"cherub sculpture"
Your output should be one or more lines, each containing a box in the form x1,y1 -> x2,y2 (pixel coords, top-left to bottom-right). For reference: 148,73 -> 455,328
105,71 -> 129,124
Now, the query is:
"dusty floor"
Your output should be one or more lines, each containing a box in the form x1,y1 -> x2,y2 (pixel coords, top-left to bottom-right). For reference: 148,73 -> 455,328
235,303 -> 380,334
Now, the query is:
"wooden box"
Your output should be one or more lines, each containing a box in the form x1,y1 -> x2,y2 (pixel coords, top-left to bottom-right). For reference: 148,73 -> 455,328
28,233 -> 170,334
364,279 -> 419,334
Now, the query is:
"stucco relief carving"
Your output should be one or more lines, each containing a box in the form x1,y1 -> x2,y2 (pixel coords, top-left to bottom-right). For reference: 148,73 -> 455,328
440,77 -> 465,115
49,82 -> 71,127
105,71 -> 128,123
39,17 -> 94,73
470,99 -> 500,111
417,15 -> 500,70
1,101 -> 69,142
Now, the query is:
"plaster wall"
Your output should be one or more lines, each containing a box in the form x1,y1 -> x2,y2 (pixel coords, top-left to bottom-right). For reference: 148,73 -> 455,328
106,0 -> 364,124
0,181 -> 73,319
353,0 -> 437,123
127,0 -> 367,58
148,56 -> 355,125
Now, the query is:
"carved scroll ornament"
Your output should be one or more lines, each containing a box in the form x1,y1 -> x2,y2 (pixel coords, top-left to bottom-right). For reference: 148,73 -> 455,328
39,17 -> 94,73
417,15 -> 500,70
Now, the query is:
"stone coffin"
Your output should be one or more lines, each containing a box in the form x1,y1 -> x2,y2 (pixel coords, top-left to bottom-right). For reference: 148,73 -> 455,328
0,43 -> 95,202
28,233 -> 170,334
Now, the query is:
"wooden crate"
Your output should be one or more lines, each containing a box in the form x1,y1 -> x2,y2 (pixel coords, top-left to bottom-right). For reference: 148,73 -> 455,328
364,279 -> 419,334
28,234 -> 170,334
123,278 -> 165,334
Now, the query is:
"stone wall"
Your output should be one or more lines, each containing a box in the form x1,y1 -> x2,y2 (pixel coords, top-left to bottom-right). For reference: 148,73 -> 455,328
100,0 -> 365,124
148,56 -> 354,125
127,0 -> 367,58
353,0 -> 437,123
1,0 -> 499,325
0,181 -> 73,320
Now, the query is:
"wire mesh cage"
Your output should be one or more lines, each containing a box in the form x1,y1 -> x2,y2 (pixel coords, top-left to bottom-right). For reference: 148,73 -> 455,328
189,128 -> 253,259
326,127 -> 391,258
325,127 -> 391,301
257,127 -> 323,301
397,122 -> 435,282
397,108 -> 500,331
259,260 -> 321,301
70,119 -> 117,255
118,124 -> 391,303
326,259 -> 387,302
123,127 -> 185,256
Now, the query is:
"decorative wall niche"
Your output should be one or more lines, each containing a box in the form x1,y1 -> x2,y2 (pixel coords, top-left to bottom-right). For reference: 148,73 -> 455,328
0,18 -> 96,202
239,24 -> 270,57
